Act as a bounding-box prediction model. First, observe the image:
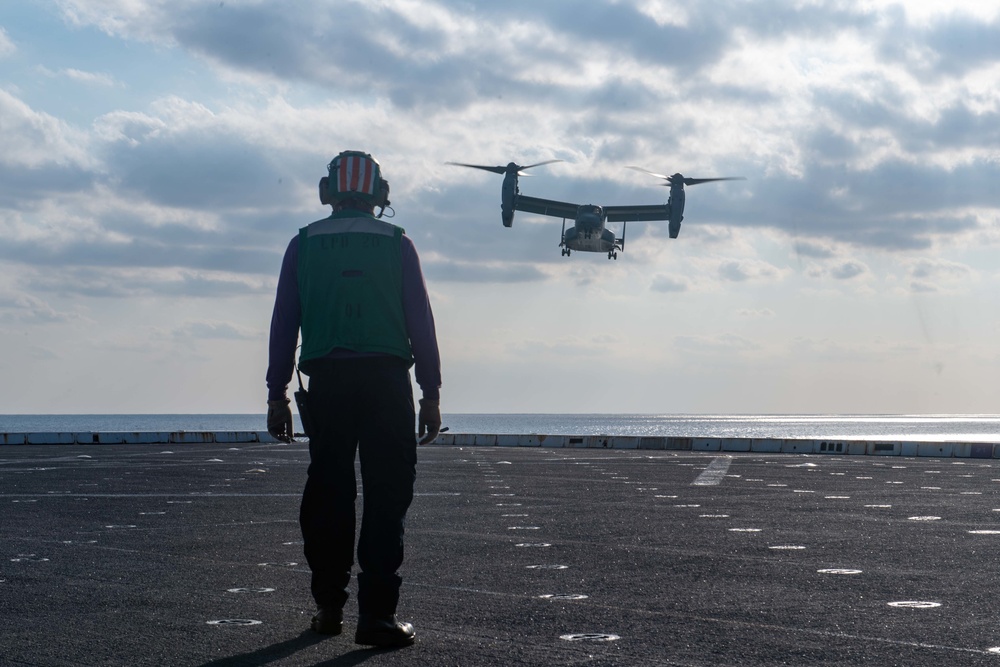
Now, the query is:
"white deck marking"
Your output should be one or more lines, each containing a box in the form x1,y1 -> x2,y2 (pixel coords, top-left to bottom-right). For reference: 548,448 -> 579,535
408,581 -> 996,657
691,456 -> 733,486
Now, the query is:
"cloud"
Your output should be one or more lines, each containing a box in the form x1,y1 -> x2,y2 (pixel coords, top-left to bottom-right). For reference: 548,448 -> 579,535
508,333 -> 623,358
39,2 -> 1000,255
0,233 -> 282,276
0,90 -> 93,170
0,27 -> 15,56
793,241 -> 837,259
37,66 -> 121,87
737,308 -> 774,319
28,346 -> 60,361
423,258 -> 549,284
674,333 -> 761,355
0,293 -> 81,324
94,101 -> 305,210
22,267 -> 274,298
718,259 -> 781,282
910,258 -> 973,280
650,275 -> 688,293
907,257 -> 974,292
171,320 -> 260,341
882,13 -> 1000,78
830,261 -> 867,280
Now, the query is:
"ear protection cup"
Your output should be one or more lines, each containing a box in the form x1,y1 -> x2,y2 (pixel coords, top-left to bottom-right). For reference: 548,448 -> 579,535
377,178 -> 390,208
318,176 -> 332,205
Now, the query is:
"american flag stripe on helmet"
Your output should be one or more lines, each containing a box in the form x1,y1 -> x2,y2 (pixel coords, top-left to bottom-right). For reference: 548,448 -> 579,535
338,154 -> 378,195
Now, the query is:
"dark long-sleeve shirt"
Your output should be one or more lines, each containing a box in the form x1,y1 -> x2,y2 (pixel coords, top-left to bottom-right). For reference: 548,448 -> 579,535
266,228 -> 441,402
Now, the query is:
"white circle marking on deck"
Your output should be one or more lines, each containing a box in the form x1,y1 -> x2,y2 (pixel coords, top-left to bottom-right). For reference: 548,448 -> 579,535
540,594 -> 588,600
888,601 -> 941,609
227,588 -> 275,593
207,619 -> 262,626
560,633 -> 620,642
818,569 -> 862,575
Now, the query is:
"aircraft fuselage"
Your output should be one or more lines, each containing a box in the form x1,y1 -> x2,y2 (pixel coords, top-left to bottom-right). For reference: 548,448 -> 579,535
561,205 -> 619,255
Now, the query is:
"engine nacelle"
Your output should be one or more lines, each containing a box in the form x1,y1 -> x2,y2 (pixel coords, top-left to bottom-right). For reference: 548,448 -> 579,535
668,186 -> 685,238
501,168 -> 518,227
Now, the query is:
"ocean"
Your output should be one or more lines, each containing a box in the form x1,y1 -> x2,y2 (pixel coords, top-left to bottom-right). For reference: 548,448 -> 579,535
2,414 -> 1000,442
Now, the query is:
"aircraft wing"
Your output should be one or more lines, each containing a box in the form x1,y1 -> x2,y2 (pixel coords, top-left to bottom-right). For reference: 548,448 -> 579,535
603,204 -> 671,222
514,195 -> 579,219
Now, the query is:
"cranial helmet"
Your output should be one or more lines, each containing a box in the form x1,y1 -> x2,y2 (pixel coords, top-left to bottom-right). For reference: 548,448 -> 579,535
319,150 -> 390,210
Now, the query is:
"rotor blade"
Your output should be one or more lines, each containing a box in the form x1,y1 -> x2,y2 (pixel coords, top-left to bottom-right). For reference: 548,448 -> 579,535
626,165 -> 671,181
683,177 -> 746,186
445,162 -> 506,175
519,159 -> 564,171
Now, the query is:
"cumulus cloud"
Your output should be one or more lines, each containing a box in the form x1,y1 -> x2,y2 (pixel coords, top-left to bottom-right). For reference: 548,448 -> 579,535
793,241 -> 837,259
2,3 -> 998,293
1,0 -> 998,414
718,259 -> 782,282
830,261 -> 867,280
0,90 -> 93,170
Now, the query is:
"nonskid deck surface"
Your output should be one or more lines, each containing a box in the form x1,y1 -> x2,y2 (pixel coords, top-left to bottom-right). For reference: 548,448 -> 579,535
3,443 -> 1000,666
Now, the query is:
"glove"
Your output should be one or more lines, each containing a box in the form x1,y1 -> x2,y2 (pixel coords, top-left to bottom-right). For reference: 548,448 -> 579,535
418,398 -> 441,445
267,399 -> 294,443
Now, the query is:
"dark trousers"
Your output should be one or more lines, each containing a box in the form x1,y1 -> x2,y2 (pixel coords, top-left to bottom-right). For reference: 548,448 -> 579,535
299,356 -> 417,615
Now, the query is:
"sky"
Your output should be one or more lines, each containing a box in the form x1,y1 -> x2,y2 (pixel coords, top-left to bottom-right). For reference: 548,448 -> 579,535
1,0 -> 999,416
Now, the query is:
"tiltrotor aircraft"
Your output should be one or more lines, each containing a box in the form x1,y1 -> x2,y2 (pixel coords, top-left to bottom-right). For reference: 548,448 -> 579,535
447,160 -> 744,259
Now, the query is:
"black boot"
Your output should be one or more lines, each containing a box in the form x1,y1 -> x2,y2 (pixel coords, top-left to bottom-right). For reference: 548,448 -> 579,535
354,614 -> 415,647
310,607 -> 344,635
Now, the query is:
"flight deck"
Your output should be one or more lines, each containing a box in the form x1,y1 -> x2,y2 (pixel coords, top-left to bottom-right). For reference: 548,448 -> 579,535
3,442 -> 1000,666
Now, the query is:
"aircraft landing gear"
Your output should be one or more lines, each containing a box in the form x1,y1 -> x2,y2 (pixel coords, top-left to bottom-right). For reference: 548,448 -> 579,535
562,248 -> 570,257
608,251 -> 618,260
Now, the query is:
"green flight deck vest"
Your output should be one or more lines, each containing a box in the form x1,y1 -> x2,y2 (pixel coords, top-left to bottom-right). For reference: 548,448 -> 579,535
297,212 -> 413,374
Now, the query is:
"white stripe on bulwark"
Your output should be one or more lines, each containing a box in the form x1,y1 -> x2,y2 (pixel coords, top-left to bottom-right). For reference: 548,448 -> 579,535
692,456 -> 733,486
